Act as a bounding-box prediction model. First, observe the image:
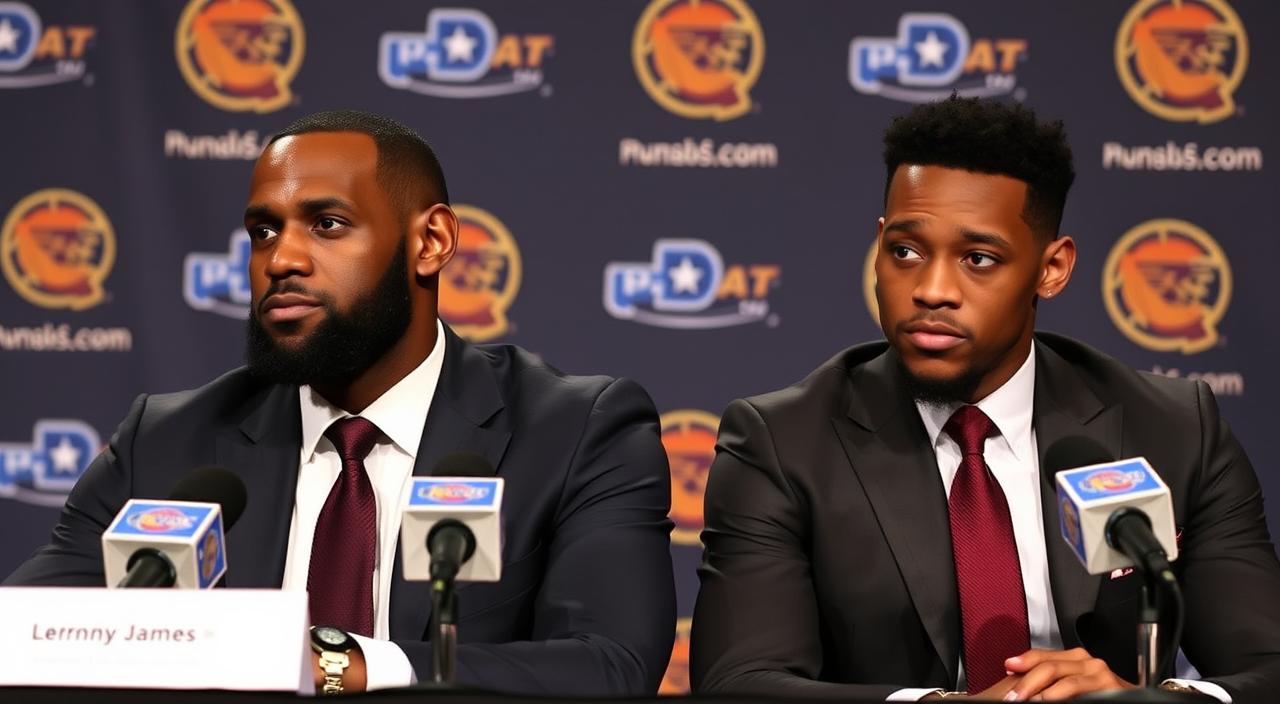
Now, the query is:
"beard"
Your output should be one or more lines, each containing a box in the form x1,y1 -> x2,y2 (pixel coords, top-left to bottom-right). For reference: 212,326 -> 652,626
895,353 -> 986,407
246,245 -> 411,387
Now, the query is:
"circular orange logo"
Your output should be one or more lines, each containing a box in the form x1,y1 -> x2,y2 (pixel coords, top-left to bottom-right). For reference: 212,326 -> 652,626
863,238 -> 880,328
439,205 -> 521,342
659,617 -> 692,695
1103,218 -> 1231,354
632,0 -> 764,120
661,409 -> 719,546
175,0 -> 305,113
1115,0 -> 1247,123
1,188 -> 115,310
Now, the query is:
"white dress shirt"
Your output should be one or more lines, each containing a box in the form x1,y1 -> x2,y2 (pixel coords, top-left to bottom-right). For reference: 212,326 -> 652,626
888,347 -> 1228,702
281,320 -> 446,690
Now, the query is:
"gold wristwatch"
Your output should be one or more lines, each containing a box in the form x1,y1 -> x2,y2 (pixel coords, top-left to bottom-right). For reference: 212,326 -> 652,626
310,626 -> 357,695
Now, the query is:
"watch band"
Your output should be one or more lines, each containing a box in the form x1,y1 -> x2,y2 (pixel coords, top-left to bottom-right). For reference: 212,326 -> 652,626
310,626 -> 356,695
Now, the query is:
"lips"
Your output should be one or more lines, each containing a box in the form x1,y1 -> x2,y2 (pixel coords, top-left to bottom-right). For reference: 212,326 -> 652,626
260,292 -> 322,324
902,321 -> 967,352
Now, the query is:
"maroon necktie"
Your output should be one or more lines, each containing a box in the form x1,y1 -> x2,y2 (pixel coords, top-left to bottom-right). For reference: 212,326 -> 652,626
944,405 -> 1030,692
307,416 -> 380,636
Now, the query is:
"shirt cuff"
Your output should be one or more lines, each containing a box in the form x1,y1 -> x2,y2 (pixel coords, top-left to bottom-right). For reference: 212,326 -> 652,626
1164,679 -> 1231,703
887,688 -> 945,701
350,633 -> 417,691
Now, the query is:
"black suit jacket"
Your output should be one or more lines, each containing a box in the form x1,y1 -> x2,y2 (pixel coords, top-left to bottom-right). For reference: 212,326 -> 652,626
691,333 -> 1280,703
6,327 -> 676,696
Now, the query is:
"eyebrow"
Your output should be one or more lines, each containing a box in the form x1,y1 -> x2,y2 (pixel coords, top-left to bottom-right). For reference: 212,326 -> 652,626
958,228 -> 1013,250
882,219 -> 923,236
243,197 -> 357,222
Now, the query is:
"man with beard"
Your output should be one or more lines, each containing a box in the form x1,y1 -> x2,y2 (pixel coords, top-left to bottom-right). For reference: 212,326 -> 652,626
5,111 -> 675,696
690,97 -> 1280,703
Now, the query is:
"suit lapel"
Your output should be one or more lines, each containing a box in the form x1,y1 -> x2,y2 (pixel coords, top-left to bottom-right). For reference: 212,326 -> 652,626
389,327 -> 512,641
217,382 -> 302,589
832,350 -> 961,686
1032,339 -> 1121,647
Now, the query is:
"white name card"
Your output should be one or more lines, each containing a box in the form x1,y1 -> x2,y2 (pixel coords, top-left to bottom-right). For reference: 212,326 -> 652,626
0,587 -> 312,694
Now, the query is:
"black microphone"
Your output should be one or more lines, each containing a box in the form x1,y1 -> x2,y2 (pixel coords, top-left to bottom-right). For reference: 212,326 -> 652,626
113,467 -> 248,588
425,453 -> 492,583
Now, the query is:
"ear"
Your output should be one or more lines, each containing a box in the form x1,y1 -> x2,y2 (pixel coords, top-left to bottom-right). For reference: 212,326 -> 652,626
408,203 -> 458,279
1037,234 -> 1076,300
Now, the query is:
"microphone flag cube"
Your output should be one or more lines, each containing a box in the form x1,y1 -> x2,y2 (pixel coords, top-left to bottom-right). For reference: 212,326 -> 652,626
102,500 -> 227,589
1055,457 -> 1178,575
401,477 -> 504,583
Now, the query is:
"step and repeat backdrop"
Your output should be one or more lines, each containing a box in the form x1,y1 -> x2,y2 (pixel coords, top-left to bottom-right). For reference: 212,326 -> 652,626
0,0 -> 1274,693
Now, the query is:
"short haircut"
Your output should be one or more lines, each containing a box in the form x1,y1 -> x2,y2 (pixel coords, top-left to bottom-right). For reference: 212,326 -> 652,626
268,110 -> 450,219
882,96 -> 1075,239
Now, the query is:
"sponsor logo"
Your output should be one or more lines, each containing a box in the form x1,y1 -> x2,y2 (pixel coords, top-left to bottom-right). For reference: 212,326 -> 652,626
127,507 -> 198,534
659,617 -> 693,695
661,410 -> 719,546
379,8 -> 554,98
1102,141 -> 1262,171
423,483 -> 490,503
164,129 -> 268,160
0,419 -> 98,506
1061,497 -> 1083,552
863,239 -> 879,327
632,0 -> 764,120
185,229 -> 251,318
605,239 -> 780,329
1078,469 -> 1145,495
1115,0 -> 1247,124
2,188 -> 115,310
440,205 -> 521,342
0,1 -> 97,89
1103,218 -> 1231,354
849,13 -> 1027,102
174,0 -> 304,113
199,529 -> 221,583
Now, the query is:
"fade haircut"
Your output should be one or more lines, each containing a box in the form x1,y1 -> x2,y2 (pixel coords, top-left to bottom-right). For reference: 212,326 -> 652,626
882,96 -> 1075,239
268,110 -> 450,221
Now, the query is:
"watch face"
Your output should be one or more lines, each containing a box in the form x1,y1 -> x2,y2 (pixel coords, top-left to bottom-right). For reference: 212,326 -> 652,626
313,626 -> 349,649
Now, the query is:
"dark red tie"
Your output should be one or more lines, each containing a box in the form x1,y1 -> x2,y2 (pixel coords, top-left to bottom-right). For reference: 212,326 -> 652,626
944,405 -> 1030,692
308,416 -> 380,636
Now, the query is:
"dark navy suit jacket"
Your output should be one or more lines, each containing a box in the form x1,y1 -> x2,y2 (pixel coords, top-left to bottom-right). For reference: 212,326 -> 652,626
6,326 -> 677,696
692,333 -> 1280,703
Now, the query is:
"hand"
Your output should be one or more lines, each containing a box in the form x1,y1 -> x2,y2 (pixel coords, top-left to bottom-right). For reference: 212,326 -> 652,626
1001,648 -> 1135,701
313,646 -> 368,693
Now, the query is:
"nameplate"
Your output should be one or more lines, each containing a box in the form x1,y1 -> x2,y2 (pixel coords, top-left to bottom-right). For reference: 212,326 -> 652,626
0,587 -> 312,693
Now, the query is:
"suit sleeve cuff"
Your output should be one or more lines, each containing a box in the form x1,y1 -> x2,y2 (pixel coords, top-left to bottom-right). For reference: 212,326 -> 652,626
1164,679 -> 1231,703
888,688 -> 945,701
349,634 -> 417,690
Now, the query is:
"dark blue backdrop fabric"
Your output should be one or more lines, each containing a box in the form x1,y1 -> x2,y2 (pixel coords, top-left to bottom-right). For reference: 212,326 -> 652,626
0,0 -> 1273,692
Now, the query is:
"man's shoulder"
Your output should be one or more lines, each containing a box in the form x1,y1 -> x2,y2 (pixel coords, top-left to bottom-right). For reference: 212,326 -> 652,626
471,342 -> 650,412
737,340 -> 892,421
138,366 -> 279,427
1035,332 -> 1205,416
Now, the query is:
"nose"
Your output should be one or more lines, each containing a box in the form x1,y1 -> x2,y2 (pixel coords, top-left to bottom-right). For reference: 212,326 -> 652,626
263,223 -> 313,281
912,258 -> 961,309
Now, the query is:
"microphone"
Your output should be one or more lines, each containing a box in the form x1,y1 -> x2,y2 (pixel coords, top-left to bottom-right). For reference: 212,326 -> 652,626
400,453 -> 503,583
1047,438 -> 1178,579
102,467 -> 248,589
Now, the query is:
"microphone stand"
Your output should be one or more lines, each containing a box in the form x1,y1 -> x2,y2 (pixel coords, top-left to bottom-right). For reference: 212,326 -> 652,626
1076,569 -> 1198,702
430,577 -> 458,685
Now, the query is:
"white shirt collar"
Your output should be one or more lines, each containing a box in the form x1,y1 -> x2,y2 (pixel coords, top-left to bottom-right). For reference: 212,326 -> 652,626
914,344 -> 1036,463
298,320 -> 447,461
